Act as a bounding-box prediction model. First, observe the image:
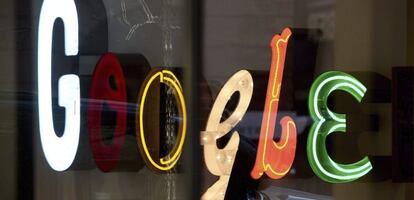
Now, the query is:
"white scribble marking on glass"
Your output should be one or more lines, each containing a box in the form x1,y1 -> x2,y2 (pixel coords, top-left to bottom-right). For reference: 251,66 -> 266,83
121,0 -> 160,40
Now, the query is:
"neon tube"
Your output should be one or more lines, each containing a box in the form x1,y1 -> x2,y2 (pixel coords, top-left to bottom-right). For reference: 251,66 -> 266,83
307,71 -> 372,183
136,69 -> 187,172
251,28 -> 297,180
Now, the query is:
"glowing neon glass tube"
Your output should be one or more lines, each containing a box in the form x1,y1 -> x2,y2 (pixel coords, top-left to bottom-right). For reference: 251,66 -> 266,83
251,28 -> 297,180
136,69 -> 187,172
307,71 -> 372,183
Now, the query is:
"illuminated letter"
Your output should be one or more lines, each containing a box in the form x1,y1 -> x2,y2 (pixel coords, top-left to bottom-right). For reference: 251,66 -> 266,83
307,71 -> 372,183
88,53 -> 127,172
136,69 -> 187,172
251,28 -> 297,179
201,70 -> 253,200
38,0 -> 80,171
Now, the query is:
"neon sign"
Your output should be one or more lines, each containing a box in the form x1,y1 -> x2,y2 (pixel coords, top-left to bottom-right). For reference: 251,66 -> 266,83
307,71 -> 372,183
250,28 -> 297,180
137,69 -> 187,172
37,0 -> 379,193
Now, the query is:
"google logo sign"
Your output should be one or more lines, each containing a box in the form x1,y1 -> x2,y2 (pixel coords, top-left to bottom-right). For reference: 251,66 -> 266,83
38,0 -> 397,199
